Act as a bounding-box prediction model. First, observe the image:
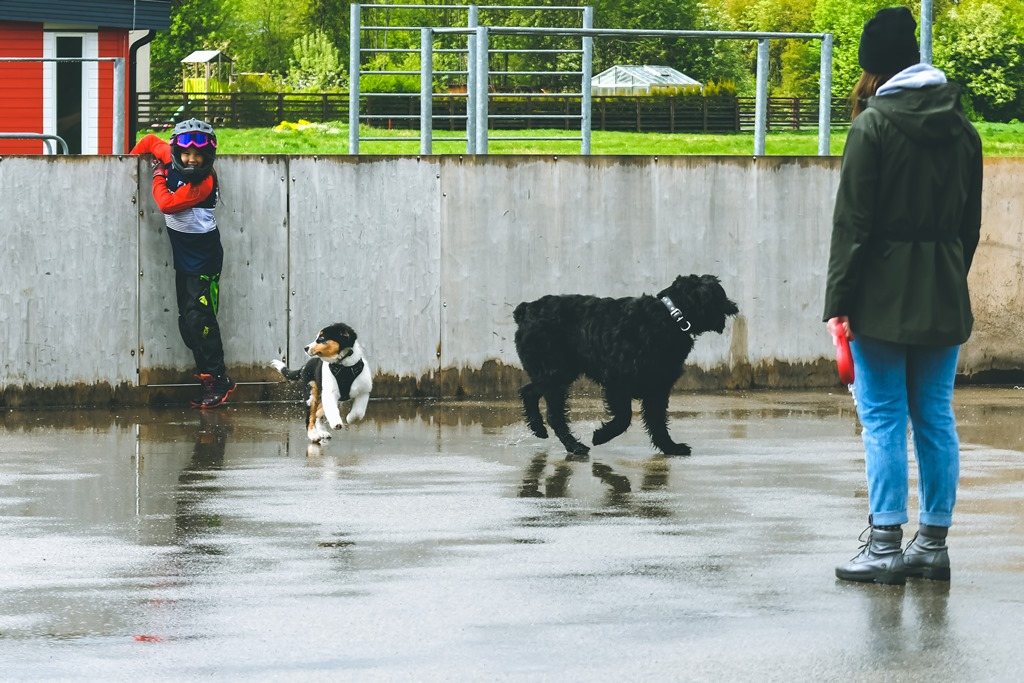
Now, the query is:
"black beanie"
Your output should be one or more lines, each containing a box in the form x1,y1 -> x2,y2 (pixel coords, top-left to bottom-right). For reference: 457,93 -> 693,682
858,7 -> 920,75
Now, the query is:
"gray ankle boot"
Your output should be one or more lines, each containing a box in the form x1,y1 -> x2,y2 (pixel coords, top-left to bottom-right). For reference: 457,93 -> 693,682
836,526 -> 906,585
903,524 -> 950,581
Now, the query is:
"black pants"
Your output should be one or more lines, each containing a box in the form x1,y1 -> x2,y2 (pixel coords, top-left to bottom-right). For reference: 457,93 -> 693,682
175,271 -> 226,377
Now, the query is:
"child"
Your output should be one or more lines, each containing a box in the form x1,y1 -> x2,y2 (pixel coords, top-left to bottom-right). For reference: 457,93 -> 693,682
131,119 -> 235,409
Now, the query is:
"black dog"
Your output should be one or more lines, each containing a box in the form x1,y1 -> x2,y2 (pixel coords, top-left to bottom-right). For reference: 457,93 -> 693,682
513,274 -> 738,457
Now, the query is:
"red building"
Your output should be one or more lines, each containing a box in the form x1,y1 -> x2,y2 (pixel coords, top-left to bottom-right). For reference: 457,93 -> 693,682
0,1 -> 170,155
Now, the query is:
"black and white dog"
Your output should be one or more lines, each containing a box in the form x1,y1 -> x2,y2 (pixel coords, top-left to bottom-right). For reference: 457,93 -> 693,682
513,274 -> 738,457
271,322 -> 373,443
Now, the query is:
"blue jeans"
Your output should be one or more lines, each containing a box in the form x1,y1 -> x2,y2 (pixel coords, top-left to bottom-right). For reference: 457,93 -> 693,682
850,336 -> 961,528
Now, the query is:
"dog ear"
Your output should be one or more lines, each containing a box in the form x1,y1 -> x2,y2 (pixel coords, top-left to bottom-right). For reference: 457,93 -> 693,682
658,274 -> 695,300
700,275 -> 739,316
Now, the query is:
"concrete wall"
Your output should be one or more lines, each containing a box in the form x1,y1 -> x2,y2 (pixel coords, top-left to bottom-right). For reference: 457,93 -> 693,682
1,154 -> 1022,406
958,158 -> 1024,380
1,155 -> 139,399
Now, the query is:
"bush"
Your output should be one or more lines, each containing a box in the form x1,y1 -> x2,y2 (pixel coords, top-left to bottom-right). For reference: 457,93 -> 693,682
235,73 -> 278,93
360,73 -> 420,94
703,80 -> 738,99
286,30 -> 346,93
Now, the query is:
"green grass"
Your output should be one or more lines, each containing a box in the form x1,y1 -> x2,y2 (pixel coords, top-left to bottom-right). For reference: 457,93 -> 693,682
138,120 -> 1024,156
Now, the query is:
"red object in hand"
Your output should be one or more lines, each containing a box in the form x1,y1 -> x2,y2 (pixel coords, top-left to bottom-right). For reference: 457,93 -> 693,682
836,334 -> 855,385
828,318 -> 855,385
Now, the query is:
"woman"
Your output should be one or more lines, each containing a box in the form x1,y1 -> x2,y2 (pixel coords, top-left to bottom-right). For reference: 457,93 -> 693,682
823,7 -> 983,585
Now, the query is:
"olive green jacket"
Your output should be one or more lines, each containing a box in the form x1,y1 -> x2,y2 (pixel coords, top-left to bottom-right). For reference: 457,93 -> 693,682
823,81 -> 983,346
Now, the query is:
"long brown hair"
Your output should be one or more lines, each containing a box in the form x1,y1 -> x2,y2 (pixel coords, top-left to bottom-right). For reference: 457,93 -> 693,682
850,72 -> 894,120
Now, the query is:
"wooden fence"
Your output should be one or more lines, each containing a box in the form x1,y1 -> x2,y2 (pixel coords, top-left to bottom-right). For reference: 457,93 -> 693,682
137,92 -> 852,134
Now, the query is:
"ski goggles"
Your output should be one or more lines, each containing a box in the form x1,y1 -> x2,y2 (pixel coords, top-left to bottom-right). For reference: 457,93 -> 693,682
174,131 -> 217,149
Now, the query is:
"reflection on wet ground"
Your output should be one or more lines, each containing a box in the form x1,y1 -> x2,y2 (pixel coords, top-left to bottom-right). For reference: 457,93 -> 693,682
0,388 -> 1022,680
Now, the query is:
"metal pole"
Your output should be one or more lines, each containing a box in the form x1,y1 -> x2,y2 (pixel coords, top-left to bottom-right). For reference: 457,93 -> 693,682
113,57 -> 125,154
349,3 -> 361,154
466,5 -> 478,154
420,28 -> 433,155
920,0 -> 933,64
474,25 -> 489,154
580,6 -> 594,155
754,38 -> 769,156
817,33 -> 833,156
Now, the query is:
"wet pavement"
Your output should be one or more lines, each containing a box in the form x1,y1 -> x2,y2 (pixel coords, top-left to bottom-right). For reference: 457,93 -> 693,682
1,388 -> 1022,682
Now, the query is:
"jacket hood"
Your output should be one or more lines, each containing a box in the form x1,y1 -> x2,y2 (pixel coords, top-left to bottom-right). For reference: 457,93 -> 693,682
867,67 -> 966,144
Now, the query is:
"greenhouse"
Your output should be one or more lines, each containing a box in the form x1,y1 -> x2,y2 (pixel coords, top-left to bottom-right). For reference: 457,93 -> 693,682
591,64 -> 702,96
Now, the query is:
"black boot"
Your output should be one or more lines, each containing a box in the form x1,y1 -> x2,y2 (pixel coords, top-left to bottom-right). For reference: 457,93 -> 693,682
836,526 -> 906,585
199,374 -> 236,409
903,525 -> 950,581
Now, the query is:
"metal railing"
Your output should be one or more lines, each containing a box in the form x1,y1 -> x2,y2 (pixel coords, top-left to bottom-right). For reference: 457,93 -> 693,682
135,91 -> 851,135
350,3 -> 591,154
0,57 -> 126,154
348,5 -> 836,155
420,26 -> 833,156
0,133 -> 69,155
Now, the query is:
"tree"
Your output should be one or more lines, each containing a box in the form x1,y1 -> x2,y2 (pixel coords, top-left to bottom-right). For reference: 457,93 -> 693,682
222,0 -> 303,76
298,0 -> 351,48
933,0 -> 1024,121
149,0 -> 228,91
723,0 -> 818,97
778,39 -> 824,99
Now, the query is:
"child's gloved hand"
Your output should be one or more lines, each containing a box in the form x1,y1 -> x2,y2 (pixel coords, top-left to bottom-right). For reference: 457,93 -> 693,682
150,158 -> 168,179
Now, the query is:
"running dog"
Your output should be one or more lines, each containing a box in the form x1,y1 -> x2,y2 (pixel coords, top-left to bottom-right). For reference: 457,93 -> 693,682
513,274 -> 738,457
271,322 -> 373,443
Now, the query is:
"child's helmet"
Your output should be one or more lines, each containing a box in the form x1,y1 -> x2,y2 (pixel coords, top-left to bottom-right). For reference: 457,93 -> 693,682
170,118 -> 217,181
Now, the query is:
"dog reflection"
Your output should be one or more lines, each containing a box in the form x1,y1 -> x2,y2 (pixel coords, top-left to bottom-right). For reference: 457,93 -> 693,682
591,462 -> 631,494
518,452 -> 633,498
518,452 -> 679,521
519,452 -> 572,498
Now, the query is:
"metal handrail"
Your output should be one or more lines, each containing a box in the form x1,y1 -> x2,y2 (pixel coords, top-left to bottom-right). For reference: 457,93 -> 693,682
351,3 -> 591,155
0,132 -> 69,155
0,57 -> 126,153
430,25 -> 832,156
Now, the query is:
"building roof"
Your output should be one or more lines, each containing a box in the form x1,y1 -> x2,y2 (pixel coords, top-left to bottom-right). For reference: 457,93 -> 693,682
592,65 -> 701,88
181,50 -> 232,64
0,0 -> 171,30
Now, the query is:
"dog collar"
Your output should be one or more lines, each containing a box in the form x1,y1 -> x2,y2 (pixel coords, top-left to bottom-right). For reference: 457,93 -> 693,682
660,296 -> 692,332
330,347 -> 356,364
